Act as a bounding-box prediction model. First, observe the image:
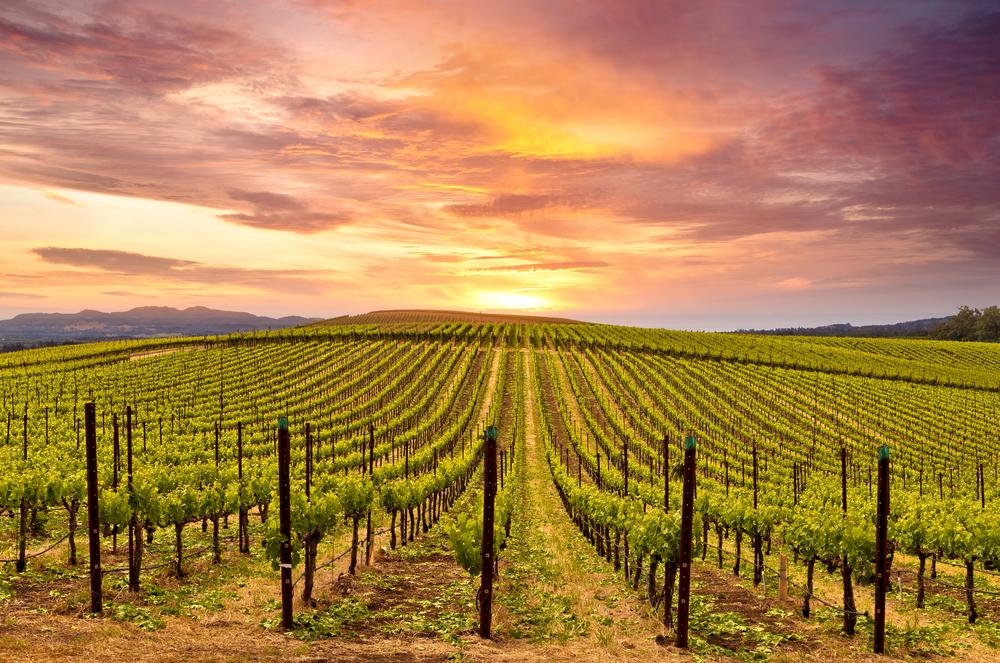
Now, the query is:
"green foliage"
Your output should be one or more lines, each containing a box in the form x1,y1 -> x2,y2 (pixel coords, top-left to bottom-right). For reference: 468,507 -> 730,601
932,305 -> 1000,342
446,495 -> 511,576
264,597 -> 369,640
160,486 -> 201,526
261,483 -> 343,570
336,476 -> 375,519
99,489 -> 131,527
109,602 -> 166,631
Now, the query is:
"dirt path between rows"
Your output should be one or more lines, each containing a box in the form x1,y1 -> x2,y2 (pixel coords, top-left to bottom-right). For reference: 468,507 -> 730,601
483,351 -> 683,661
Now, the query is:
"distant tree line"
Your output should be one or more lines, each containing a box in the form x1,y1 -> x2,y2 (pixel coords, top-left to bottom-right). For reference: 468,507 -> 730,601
931,306 -> 1000,342
736,318 -> 945,338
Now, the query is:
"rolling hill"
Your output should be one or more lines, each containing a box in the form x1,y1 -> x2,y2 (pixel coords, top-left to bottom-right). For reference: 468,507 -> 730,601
314,309 -> 584,326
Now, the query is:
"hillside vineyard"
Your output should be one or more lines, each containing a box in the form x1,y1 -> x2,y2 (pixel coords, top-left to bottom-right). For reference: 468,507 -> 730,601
2,320 -> 999,650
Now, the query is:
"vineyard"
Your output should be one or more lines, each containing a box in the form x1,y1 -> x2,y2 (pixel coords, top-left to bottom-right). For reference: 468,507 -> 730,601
1,312 -> 1000,661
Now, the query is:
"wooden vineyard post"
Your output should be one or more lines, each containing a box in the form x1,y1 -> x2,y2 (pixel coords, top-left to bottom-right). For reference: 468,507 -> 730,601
752,443 -> 762,587
793,462 -> 798,504
725,450 -> 730,496
127,405 -> 140,593
112,413 -> 119,553
17,411 -> 27,572
623,437 -> 629,497
305,423 -> 313,499
675,434 -> 697,648
238,422 -> 249,554
841,446 -> 857,635
479,424 -> 498,639
663,435 -> 669,510
779,554 -> 789,602
212,422 -> 221,563
369,425 -> 375,475
84,403 -> 102,614
874,445 -> 890,654
277,417 -> 293,630
366,425 -> 375,566
841,447 -> 848,512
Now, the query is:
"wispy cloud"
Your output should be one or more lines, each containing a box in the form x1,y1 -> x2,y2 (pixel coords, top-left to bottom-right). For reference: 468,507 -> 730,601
445,194 -> 582,217
33,247 -> 196,274
42,190 -> 79,205
0,291 -> 44,300
0,0 -> 997,322
463,260 -> 611,274
218,189 -> 354,232
31,247 -> 335,294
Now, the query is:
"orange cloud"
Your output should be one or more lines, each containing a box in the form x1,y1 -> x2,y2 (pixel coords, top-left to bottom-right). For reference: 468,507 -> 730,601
0,1 -> 997,326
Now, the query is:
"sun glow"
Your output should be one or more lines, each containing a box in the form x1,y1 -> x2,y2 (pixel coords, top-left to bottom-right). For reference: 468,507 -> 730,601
476,290 -> 550,311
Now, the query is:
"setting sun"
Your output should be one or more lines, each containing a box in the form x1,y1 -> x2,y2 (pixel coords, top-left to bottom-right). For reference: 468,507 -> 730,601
0,2 -> 998,660
477,290 -> 550,311
0,2 -> 996,327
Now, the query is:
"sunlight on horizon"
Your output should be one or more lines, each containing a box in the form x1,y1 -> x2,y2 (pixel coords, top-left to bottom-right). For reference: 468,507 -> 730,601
475,290 -> 551,311
0,1 -> 996,327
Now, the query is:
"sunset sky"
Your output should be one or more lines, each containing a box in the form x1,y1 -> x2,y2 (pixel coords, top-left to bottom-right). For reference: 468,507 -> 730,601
1,0 -> 998,329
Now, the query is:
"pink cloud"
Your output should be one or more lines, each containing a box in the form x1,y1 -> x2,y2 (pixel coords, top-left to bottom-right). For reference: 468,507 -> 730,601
0,0 -> 997,322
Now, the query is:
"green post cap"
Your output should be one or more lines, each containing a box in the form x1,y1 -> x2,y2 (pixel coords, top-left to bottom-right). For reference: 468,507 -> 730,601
277,417 -> 288,431
486,425 -> 498,442
684,435 -> 697,450
878,445 -> 889,461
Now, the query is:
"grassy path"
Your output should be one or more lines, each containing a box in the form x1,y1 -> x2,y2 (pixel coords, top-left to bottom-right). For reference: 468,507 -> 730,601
488,353 -> 681,661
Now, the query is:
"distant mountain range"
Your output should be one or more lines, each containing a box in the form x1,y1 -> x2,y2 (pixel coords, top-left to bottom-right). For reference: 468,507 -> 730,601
737,317 -> 948,338
0,306 -> 320,346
